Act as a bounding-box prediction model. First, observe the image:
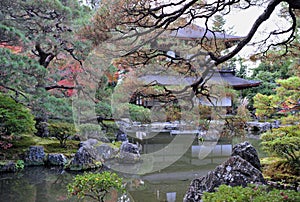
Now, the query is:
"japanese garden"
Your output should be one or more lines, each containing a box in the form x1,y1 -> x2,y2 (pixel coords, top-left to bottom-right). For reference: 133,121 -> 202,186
0,0 -> 299,201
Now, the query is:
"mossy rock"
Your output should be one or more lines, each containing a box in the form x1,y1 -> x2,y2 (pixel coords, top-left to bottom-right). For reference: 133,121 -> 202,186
65,146 -> 103,171
0,160 -> 24,172
24,146 -> 46,166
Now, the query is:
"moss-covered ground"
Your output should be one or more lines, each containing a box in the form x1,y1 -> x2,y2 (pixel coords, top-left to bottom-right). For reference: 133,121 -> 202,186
0,134 -> 80,160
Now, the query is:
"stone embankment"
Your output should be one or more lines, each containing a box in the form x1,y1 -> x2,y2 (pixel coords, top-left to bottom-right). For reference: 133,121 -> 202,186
0,139 -> 140,172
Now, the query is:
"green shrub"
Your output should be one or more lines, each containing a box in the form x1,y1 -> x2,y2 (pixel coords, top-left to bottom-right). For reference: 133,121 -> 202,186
261,125 -> 300,174
49,122 -> 77,147
103,121 -> 119,139
78,123 -> 104,140
95,101 -> 112,119
111,103 -> 151,123
67,171 -> 125,202
129,104 -> 151,123
202,184 -> 300,202
16,160 -> 25,171
0,93 -> 36,136
253,93 -> 279,119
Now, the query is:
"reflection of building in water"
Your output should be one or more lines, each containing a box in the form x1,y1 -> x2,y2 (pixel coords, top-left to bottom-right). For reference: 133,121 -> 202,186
191,144 -> 232,166
166,192 -> 176,202
128,140 -> 233,202
136,131 -> 147,139
139,135 -> 232,167
129,134 -> 233,202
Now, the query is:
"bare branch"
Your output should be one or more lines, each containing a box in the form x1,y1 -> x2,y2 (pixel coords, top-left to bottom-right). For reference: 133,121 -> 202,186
209,0 -> 282,65
45,85 -> 79,91
0,83 -> 29,102
263,5 -> 297,55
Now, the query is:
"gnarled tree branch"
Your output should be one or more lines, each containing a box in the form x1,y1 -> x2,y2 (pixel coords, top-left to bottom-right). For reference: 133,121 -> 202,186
209,0 -> 283,65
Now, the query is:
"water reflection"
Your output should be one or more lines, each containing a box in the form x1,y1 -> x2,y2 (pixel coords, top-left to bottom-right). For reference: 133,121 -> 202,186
125,134 -> 230,202
166,192 -> 176,202
191,143 -> 232,166
0,135 -> 263,202
0,167 -> 74,202
137,134 -> 232,170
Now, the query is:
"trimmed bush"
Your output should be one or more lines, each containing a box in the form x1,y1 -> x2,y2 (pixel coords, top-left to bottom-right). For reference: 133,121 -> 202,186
67,171 -> 125,202
0,94 -> 36,136
78,123 -> 106,140
202,184 -> 300,202
129,104 -> 151,123
49,122 -> 77,147
261,125 -> 300,174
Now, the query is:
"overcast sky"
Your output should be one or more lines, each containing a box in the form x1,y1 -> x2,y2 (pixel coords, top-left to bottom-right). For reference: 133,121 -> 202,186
224,4 -> 290,58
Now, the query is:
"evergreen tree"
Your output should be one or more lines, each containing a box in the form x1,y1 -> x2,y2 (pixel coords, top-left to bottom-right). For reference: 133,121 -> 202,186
0,0 -> 93,137
242,59 -> 293,110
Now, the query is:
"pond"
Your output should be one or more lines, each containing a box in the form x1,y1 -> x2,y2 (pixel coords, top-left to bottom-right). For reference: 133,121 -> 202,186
0,134 -> 265,202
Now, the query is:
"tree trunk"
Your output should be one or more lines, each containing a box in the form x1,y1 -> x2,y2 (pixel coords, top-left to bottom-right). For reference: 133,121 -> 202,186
33,43 -> 55,137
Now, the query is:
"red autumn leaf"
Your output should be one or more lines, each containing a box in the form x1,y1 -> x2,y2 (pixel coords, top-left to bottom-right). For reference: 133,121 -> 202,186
0,42 -> 23,53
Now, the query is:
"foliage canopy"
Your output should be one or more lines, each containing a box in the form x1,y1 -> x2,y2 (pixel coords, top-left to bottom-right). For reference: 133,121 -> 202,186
67,171 -> 125,202
261,125 -> 300,174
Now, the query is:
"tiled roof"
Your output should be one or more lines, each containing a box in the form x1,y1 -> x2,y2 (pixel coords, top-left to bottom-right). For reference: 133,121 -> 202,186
139,71 -> 261,90
167,24 -> 244,41
214,70 -> 261,90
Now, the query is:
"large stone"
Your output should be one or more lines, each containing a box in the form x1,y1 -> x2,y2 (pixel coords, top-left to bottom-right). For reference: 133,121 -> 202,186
24,146 -> 45,166
231,141 -> 261,170
184,156 -> 266,201
96,144 -> 119,160
78,138 -> 99,148
0,160 -> 19,172
246,122 -> 271,133
184,141 -> 265,201
118,142 -> 141,164
120,142 -> 139,154
67,139 -> 141,170
66,139 -> 120,170
66,146 -> 102,171
46,153 -> 68,166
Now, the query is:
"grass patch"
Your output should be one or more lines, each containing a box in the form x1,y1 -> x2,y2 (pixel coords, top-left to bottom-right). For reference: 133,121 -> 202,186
0,134 -> 79,160
42,141 -> 79,157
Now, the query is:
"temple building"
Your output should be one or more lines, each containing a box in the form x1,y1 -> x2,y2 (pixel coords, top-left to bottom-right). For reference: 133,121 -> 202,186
133,70 -> 261,108
128,23 -> 261,109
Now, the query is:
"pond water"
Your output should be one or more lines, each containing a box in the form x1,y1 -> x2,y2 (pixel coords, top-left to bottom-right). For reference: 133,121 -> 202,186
0,134 -> 265,202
